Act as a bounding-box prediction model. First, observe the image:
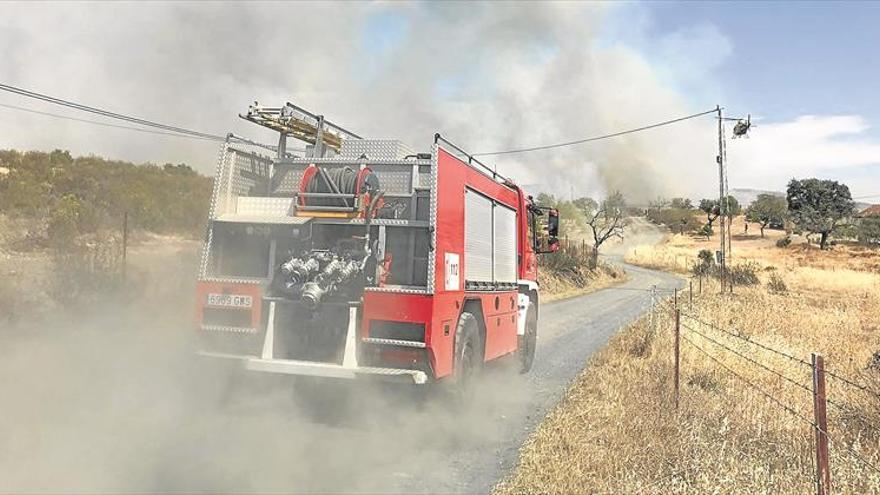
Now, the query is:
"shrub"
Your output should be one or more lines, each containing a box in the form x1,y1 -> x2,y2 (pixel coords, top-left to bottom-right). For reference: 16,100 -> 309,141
776,236 -> 792,248
767,273 -> 787,294
693,249 -> 715,275
698,223 -> 713,240
687,370 -> 720,392
47,233 -> 125,308
727,262 -> 761,286
645,208 -> 702,233
859,216 -> 880,246
46,194 -> 83,247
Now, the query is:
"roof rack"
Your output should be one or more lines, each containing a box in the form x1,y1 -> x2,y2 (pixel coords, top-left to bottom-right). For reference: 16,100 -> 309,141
433,133 -> 513,184
240,101 -> 362,156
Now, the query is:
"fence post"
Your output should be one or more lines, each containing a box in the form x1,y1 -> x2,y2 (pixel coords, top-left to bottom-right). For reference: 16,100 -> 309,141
674,309 -> 681,410
699,273 -> 702,294
812,353 -> 831,495
689,280 -> 694,307
674,288 -> 678,310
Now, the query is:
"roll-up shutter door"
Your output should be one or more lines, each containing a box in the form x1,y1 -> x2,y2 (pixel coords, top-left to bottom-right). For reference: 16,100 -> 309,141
493,204 -> 517,284
464,189 -> 494,283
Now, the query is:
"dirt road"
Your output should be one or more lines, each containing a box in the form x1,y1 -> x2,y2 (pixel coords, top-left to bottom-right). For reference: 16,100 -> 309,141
0,220 -> 680,494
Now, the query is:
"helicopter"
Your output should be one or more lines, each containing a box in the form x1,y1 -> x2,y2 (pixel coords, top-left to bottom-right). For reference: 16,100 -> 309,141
732,114 -> 752,138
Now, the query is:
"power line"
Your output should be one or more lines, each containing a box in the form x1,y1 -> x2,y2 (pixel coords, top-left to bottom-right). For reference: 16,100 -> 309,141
473,108 -> 718,157
0,81 -> 226,141
0,82 -> 281,153
0,101 -> 283,154
0,102 -> 217,141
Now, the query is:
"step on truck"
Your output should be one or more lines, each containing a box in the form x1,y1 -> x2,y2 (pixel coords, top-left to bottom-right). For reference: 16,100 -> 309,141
196,102 -> 560,388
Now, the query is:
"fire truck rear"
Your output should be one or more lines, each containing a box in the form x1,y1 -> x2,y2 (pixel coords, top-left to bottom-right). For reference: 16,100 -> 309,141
196,102 -> 560,388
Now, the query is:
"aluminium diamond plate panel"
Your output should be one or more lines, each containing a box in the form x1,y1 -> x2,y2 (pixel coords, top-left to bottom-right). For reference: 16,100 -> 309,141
338,139 -> 415,160
369,164 -> 413,195
275,169 -> 305,195
427,145 -> 437,293
236,197 -> 295,217
230,150 -> 271,196
418,165 -> 431,188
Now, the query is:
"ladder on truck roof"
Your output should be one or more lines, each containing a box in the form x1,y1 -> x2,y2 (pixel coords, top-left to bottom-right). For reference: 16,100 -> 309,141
236,101 -> 516,194
240,101 -> 363,158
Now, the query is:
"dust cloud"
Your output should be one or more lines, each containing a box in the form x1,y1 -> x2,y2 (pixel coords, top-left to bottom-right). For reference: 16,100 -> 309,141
0,243 -> 531,493
601,217 -> 669,259
1,2 -> 721,202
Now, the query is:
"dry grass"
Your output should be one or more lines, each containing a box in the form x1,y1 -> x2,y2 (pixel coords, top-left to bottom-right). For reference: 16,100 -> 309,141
627,215 -> 880,275
541,263 -> 627,302
496,216 -> 880,494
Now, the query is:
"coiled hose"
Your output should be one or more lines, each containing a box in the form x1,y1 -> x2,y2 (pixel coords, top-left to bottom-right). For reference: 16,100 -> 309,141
305,166 -> 359,207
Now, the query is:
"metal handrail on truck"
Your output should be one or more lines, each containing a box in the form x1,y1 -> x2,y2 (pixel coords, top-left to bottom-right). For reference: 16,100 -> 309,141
433,133 -> 513,185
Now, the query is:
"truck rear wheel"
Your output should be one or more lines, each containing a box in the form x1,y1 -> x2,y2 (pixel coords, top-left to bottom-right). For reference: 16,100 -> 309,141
518,301 -> 537,373
449,311 -> 482,398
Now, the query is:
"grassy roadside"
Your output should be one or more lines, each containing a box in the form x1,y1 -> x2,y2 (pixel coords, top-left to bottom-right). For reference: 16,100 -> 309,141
495,218 -> 880,494
540,262 -> 626,302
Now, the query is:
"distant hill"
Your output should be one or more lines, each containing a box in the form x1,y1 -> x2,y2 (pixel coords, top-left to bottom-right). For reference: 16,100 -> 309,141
730,188 -> 784,207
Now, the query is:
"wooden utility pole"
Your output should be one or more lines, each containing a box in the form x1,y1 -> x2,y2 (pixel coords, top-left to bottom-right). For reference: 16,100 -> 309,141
812,353 -> 831,495
716,105 -> 727,294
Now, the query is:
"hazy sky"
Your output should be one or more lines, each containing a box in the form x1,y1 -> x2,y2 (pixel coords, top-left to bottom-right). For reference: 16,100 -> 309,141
1,1 -> 878,202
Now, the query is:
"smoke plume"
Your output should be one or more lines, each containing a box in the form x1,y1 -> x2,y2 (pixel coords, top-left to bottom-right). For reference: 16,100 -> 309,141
0,2 -> 722,202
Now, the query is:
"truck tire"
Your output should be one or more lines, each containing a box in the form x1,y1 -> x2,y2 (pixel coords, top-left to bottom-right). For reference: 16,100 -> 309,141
518,300 -> 537,373
450,311 -> 482,398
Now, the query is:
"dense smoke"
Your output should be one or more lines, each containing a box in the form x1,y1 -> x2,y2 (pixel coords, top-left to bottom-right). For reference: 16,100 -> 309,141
0,2 -> 721,202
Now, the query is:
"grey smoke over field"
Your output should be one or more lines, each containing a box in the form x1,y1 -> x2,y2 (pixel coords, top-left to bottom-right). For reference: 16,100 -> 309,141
0,2 -> 720,201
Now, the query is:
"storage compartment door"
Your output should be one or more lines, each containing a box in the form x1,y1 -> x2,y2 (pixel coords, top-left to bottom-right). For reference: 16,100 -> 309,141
493,204 -> 517,284
464,189 -> 494,283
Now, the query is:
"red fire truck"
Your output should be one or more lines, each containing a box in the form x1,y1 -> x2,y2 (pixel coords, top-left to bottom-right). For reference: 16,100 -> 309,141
196,102 -> 559,388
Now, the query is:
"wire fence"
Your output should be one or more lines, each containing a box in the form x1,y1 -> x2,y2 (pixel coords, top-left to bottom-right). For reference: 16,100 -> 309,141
648,281 -> 880,493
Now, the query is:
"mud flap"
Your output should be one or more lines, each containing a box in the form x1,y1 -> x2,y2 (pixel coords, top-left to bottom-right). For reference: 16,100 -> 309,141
341,304 -> 359,368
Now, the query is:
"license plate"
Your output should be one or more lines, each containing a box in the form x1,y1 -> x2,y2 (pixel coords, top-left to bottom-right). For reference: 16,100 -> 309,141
206,293 -> 253,308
